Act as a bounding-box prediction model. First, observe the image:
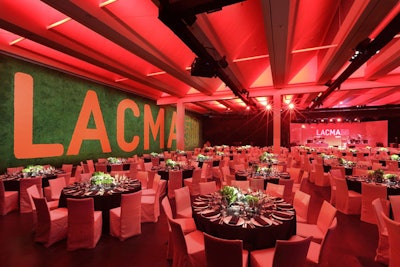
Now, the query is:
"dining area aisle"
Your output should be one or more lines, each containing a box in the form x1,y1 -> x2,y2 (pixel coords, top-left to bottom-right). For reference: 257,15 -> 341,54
0,179 -> 386,267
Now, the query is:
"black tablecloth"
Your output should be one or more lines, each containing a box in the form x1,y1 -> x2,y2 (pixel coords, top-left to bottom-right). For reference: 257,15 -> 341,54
59,184 -> 141,233
346,179 -> 400,196
2,174 -> 58,191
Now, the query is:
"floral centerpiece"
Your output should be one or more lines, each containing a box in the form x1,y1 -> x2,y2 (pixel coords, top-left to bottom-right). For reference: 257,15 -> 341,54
197,154 -> 209,162
90,172 -> 115,186
176,149 -> 186,155
368,169 -> 385,183
22,165 -> 44,174
216,151 -> 224,156
384,173 -> 397,182
107,157 -> 122,164
220,186 -> 260,208
150,152 -> 163,158
338,158 -> 356,167
259,152 -> 278,164
390,154 -> 399,161
165,159 -> 178,168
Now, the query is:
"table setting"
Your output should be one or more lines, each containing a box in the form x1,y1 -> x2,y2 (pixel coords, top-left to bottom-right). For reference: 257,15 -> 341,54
193,185 -> 296,250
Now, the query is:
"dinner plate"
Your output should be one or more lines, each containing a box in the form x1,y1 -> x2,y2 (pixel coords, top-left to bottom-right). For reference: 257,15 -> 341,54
272,197 -> 284,203
251,216 -> 272,227
223,216 -> 244,226
272,213 -> 294,221
200,209 -> 221,219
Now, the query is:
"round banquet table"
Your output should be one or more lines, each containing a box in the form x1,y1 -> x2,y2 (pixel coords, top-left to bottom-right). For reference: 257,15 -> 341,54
346,177 -> 400,196
1,173 -> 59,191
155,167 -> 194,181
193,197 -> 296,251
58,180 -> 141,233
106,163 -> 131,172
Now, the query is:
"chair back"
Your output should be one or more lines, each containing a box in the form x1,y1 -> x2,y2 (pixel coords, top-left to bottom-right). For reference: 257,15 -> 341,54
279,179 -> 294,203
147,171 -> 157,189
151,157 -> 160,166
316,200 -> 337,236
273,236 -> 312,267
204,232 -> 244,267
120,191 -> 142,238
199,181 -> 217,195
48,177 -> 66,200
330,167 -> 344,179
333,177 -> 349,212
80,173 -> 92,183
73,165 -> 83,180
389,195 -> 400,222
288,167 -> 302,184
61,164 -> 73,173
361,183 -> 387,224
191,168 -> 202,184
86,160 -> 95,173
7,166 -> 24,174
225,174 -> 234,186
168,170 -> 183,199
381,213 -> 400,267
231,180 -> 250,191
95,163 -> 107,172
20,177 -> 42,213
136,171 -> 149,189
266,183 -> 284,198
168,218 -> 190,267
372,198 -> 390,235
144,162 -> 153,172
110,164 -> 123,172
293,190 -> 311,223
32,196 -> 51,242
249,178 -> 264,191
161,197 -> 174,232
67,198 -> 98,250
174,186 -> 192,218
315,218 -> 338,264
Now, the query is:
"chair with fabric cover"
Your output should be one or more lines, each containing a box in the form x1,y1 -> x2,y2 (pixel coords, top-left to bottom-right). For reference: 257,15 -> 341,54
372,198 -> 390,264
141,178 -> 161,223
79,172 -> 92,184
387,160 -> 399,172
225,174 -> 235,186
310,164 -> 330,187
142,173 -> 161,196
250,236 -> 312,267
144,162 -> 153,172
110,164 -> 123,172
205,232 -> 248,267
129,162 -> 138,178
334,177 -> 361,215
67,198 -> 102,250
26,185 -> 58,214
0,180 -> 18,215
110,191 -> 142,241
161,197 -> 197,259
382,212 -> 400,267
174,186 -> 192,218
265,183 -> 284,198
279,179 -> 294,203
201,162 -> 212,182
361,182 -> 387,224
293,190 -> 311,223
32,196 -> 68,247
234,164 -> 245,172
136,171 -> 149,189
184,168 -> 203,196
81,162 -> 89,173
211,167 -> 223,186
353,167 -> 369,176
95,163 -> 107,173
231,180 -> 250,191
168,170 -> 183,199
249,178 -> 264,191
61,164 -> 73,174
330,166 -> 345,179
169,218 -> 206,267
305,218 -> 338,266
199,181 -> 217,195
56,171 -> 72,187
328,173 -> 336,206
389,195 -> 400,222
44,177 -> 66,201
20,177 -> 43,213
110,170 -> 130,177
297,200 -> 337,243
151,157 -> 160,167
69,165 -> 83,184
86,160 -> 95,173
6,166 -> 24,174
220,166 -> 231,186
97,158 -> 107,163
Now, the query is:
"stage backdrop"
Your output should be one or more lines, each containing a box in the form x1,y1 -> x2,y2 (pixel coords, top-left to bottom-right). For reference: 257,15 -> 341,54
0,55 -> 201,172
290,121 -> 388,147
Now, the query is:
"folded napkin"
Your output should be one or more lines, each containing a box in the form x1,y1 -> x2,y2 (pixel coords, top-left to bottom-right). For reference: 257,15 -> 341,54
193,202 -> 208,207
229,215 -> 240,225
273,211 -> 293,219
202,210 -> 220,218
254,215 -> 269,226
276,203 -> 293,208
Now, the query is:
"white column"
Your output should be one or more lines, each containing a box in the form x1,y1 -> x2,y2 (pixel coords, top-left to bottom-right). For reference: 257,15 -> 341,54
273,93 -> 281,154
176,101 -> 185,150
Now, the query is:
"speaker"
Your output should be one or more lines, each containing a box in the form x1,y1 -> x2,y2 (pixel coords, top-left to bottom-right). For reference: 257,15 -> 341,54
190,57 -> 216,78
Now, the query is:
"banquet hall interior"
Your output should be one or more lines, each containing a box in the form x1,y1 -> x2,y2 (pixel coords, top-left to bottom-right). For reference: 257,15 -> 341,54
1,1 -> 400,267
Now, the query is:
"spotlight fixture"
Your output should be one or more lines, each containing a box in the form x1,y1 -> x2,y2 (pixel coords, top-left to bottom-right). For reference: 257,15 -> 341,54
190,57 -> 216,78
288,103 -> 295,110
349,38 -> 370,62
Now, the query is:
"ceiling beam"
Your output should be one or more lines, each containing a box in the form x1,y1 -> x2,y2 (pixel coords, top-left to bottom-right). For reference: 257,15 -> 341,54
41,0 -> 215,96
365,38 -> 400,80
316,0 -> 398,84
261,0 -> 298,87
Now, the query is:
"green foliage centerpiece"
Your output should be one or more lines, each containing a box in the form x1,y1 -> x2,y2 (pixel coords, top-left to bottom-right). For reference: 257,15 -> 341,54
90,172 -> 115,187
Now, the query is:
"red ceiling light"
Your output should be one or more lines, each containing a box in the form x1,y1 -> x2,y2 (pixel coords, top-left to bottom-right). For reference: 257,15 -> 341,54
337,118 -> 342,122
288,103 -> 295,110
266,104 -> 272,110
